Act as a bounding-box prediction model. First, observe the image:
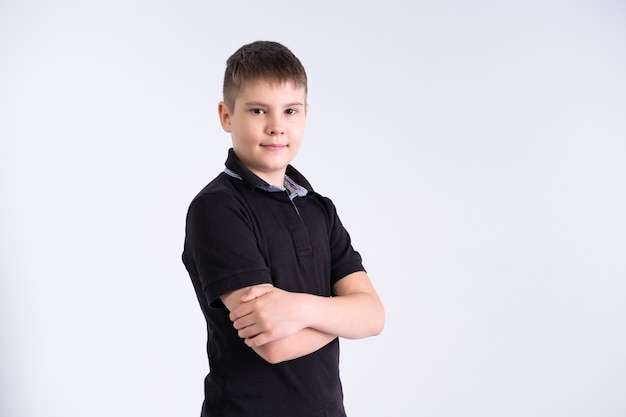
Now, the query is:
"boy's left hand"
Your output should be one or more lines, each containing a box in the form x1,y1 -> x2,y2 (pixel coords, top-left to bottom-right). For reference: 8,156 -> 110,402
229,286 -> 310,347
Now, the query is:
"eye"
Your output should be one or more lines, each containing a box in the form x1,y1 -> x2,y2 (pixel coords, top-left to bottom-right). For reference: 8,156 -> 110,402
251,108 -> 265,115
285,108 -> 297,115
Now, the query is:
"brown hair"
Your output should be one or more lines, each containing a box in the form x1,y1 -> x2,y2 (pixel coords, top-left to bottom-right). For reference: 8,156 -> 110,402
223,41 -> 308,109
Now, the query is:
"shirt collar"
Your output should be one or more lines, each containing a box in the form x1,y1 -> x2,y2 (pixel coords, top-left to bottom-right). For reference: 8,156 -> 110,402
223,148 -> 312,198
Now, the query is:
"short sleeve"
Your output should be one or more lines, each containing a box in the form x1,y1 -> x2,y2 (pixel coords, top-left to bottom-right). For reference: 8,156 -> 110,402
325,198 -> 366,285
183,190 -> 272,307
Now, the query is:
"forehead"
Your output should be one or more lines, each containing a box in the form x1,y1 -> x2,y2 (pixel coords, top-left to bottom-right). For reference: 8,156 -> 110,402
236,79 -> 307,103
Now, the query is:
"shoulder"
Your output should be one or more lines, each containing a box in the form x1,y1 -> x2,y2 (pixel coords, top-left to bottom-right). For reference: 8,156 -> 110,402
190,172 -> 233,201
185,173 -> 255,226
305,190 -> 339,220
188,173 -> 245,209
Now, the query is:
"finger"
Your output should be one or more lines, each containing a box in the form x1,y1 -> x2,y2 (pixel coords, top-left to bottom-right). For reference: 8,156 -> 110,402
229,303 -> 253,322
238,325 -> 262,340
232,315 -> 255,331
240,285 -> 273,302
245,333 -> 269,347
245,325 -> 282,346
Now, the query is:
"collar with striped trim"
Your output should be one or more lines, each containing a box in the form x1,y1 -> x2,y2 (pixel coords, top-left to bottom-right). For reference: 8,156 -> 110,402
223,149 -> 310,200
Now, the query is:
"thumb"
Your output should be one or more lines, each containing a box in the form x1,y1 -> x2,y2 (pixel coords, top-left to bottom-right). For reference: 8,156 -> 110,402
240,284 -> 274,302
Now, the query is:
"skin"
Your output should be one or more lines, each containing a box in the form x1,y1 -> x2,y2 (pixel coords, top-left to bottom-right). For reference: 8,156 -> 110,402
218,80 -> 385,364
218,80 -> 308,186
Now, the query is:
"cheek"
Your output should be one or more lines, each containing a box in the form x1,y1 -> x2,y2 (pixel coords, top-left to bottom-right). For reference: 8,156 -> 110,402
290,135 -> 304,152
294,127 -> 306,144
290,120 -> 306,137
232,123 -> 257,141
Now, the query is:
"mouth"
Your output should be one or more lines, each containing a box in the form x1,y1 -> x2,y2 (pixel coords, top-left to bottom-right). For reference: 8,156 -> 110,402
261,144 -> 287,151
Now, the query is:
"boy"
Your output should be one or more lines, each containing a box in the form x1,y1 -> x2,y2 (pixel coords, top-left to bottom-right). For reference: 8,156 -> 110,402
182,40 -> 384,417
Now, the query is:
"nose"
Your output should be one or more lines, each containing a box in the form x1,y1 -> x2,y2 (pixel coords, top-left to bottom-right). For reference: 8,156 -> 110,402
266,117 -> 285,135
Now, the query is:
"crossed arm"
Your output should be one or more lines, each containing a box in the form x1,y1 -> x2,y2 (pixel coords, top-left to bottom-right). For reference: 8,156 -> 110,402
220,271 -> 385,364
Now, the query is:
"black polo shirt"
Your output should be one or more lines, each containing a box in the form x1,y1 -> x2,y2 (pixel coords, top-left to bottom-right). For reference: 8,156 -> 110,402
182,149 -> 365,417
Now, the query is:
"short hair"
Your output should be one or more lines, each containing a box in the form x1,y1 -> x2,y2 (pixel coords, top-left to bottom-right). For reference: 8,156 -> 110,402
223,41 -> 308,109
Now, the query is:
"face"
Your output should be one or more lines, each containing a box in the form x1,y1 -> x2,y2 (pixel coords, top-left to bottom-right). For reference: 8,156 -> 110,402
218,80 -> 308,186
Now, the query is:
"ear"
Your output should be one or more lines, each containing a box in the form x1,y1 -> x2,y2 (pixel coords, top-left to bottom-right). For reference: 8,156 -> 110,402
218,101 -> 232,133
305,103 -> 310,116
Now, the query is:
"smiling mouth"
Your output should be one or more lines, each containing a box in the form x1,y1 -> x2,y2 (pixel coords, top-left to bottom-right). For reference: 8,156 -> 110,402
261,144 -> 287,151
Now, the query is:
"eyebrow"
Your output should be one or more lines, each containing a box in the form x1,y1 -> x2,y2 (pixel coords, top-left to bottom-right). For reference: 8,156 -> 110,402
243,101 -> 305,107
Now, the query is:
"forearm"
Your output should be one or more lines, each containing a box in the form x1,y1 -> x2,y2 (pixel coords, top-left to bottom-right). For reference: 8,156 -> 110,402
222,285 -> 337,363
300,290 -> 385,340
227,272 -> 385,359
250,328 -> 336,364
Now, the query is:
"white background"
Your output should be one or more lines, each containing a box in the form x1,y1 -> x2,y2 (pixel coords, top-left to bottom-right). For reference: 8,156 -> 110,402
1,1 -> 625,416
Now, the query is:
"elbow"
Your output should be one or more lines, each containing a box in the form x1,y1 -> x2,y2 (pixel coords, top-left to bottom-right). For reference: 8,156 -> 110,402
372,313 -> 385,336
364,291 -> 385,337
369,303 -> 386,337
348,297 -> 385,339
348,304 -> 385,339
371,319 -> 384,337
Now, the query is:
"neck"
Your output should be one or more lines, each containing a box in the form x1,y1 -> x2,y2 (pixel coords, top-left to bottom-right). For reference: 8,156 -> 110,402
253,170 -> 285,188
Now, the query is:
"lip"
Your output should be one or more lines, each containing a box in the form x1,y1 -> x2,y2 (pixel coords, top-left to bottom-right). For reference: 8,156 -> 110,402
261,144 -> 287,151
